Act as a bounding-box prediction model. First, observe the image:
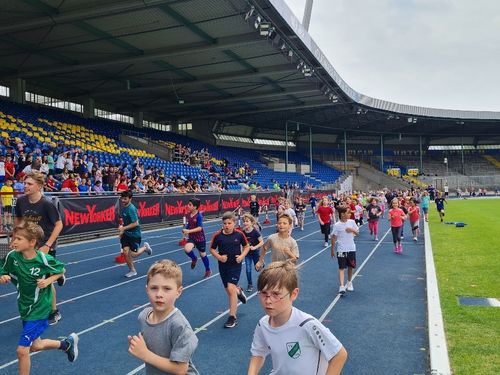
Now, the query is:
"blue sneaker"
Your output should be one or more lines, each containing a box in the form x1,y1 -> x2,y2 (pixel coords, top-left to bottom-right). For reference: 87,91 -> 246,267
64,333 -> 79,363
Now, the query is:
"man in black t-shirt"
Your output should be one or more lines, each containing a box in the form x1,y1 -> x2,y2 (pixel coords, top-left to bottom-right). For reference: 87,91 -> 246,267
15,172 -> 64,325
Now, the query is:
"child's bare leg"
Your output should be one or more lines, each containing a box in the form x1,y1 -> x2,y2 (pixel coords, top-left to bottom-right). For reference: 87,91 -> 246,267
347,267 -> 353,283
338,269 -> 345,287
226,283 -> 239,317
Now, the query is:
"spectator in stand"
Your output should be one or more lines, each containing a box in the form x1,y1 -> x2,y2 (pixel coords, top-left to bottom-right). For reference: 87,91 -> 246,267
65,152 -> 74,173
55,152 -> 66,175
116,177 -> 129,192
93,180 -> 104,195
0,155 -> 5,184
78,178 -> 91,195
13,175 -> 25,194
5,155 -> 15,180
45,175 -> 58,193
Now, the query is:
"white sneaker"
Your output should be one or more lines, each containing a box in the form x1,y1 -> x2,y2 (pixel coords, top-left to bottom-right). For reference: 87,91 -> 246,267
346,281 -> 354,291
125,270 -> 137,278
413,237 -> 417,242
338,285 -> 346,295
144,242 -> 153,255
324,242 -> 329,247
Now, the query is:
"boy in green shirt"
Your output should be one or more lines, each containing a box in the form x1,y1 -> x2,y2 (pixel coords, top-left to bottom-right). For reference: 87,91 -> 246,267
0,221 -> 79,375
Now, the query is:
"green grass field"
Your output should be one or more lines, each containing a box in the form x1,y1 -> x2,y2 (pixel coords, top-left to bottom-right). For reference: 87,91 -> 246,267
429,198 -> 500,375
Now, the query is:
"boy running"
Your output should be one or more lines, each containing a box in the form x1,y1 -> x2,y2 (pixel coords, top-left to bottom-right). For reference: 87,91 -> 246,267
256,214 -> 299,271
434,192 -> 447,222
0,222 -> 78,375
119,190 -> 152,278
331,206 -> 359,294
128,260 -> 199,374
248,261 -> 347,375
183,198 -> 212,278
210,212 -> 250,328
242,214 -> 264,292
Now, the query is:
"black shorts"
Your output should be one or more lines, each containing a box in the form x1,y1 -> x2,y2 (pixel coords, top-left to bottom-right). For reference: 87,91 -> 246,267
120,233 -> 141,252
219,264 -> 242,288
3,205 -> 12,214
337,251 -> 356,269
187,240 -> 206,253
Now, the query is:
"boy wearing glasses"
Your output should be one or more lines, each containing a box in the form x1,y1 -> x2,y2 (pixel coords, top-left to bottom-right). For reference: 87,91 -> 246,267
248,261 -> 347,375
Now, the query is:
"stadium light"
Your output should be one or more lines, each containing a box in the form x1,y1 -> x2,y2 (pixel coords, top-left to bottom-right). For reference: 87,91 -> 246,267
259,22 -> 271,36
245,6 -> 255,20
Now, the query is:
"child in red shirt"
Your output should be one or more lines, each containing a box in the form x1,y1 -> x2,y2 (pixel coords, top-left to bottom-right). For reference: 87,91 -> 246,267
389,198 -> 407,254
407,198 -> 420,241
316,196 -> 335,247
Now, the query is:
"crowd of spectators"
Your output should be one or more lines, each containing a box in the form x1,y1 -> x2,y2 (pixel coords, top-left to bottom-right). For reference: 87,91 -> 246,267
0,137 -> 304,196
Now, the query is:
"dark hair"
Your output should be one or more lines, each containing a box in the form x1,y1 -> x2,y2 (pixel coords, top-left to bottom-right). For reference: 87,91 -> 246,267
189,198 -> 201,209
120,190 -> 133,198
336,205 -> 349,216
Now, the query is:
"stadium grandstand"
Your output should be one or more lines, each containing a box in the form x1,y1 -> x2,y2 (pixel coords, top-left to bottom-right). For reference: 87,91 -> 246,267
0,1 -> 499,375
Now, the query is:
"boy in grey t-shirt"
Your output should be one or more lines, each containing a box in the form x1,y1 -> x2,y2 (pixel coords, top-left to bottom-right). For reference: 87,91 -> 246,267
128,260 -> 199,375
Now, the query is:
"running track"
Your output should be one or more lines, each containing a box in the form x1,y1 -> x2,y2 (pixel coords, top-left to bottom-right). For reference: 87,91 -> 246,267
0,212 -> 428,374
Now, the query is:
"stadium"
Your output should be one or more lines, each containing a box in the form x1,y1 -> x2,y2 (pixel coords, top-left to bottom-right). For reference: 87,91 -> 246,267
0,0 -> 498,374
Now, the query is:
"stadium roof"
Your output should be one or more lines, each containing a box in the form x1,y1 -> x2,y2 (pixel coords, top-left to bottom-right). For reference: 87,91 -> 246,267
0,0 -> 499,141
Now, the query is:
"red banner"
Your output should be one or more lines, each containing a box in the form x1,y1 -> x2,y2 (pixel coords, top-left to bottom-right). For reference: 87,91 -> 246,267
59,196 -> 119,235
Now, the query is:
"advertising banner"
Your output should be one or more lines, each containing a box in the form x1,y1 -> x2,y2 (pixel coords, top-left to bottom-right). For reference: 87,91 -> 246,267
163,195 -> 192,221
127,195 -> 162,224
59,196 -> 118,235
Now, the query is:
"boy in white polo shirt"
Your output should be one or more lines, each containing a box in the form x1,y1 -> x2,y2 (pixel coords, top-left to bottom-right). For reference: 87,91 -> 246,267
248,261 -> 347,375
331,205 -> 359,295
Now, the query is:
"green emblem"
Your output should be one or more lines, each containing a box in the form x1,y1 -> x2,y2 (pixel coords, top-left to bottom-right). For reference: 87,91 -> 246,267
286,342 -> 301,359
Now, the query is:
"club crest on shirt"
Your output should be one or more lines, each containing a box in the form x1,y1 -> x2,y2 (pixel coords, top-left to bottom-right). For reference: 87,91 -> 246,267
286,342 -> 301,359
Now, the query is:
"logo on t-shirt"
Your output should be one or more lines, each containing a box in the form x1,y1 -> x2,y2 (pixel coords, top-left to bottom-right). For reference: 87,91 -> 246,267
286,342 -> 301,359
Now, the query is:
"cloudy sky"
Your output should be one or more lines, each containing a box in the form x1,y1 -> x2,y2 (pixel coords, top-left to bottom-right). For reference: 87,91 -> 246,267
284,0 -> 500,112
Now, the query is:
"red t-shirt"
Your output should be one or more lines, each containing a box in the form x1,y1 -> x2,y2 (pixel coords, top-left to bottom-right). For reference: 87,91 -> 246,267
389,208 -> 404,227
4,161 -> 15,178
408,206 -> 420,222
317,205 -> 333,224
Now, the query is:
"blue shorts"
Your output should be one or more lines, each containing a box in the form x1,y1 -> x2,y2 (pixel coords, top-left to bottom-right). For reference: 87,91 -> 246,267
187,240 -> 206,253
120,233 -> 141,252
219,265 -> 242,288
19,319 -> 49,347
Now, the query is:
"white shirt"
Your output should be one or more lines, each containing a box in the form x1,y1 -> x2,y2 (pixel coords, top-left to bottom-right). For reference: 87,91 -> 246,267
332,219 -> 357,253
251,307 -> 343,375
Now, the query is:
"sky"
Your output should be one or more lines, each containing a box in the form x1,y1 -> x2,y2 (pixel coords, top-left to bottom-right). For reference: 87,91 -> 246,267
284,0 -> 500,112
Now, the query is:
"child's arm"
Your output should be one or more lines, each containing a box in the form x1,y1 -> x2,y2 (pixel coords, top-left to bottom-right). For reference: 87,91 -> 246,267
330,235 -> 337,257
0,274 -> 12,284
210,247 -> 227,263
237,243 -> 250,263
325,346 -> 348,375
251,236 -> 264,251
247,356 -> 265,375
182,226 -> 202,235
37,272 -> 64,289
128,333 -> 188,375
256,239 -> 270,270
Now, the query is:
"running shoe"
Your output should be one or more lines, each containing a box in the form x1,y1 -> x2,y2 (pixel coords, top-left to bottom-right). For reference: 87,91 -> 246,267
346,281 -> 354,291
125,270 -> 137,278
144,242 -> 153,255
204,269 -> 212,278
324,242 -> 329,247
246,285 -> 254,293
57,274 -> 66,287
48,309 -> 61,325
64,333 -> 79,362
338,286 -> 346,295
224,315 -> 237,328
237,288 -> 247,304
190,258 -> 198,270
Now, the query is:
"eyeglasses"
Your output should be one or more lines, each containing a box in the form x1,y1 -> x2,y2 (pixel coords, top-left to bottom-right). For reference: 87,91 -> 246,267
257,291 -> 290,302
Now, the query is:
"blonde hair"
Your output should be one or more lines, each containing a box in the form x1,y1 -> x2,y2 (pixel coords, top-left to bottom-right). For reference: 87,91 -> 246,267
147,259 -> 182,287
257,261 -> 298,293
13,221 -> 44,247
26,171 -> 45,186
242,213 -> 256,224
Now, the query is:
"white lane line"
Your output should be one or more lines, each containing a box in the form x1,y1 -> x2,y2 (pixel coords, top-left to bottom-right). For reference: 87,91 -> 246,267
319,228 -> 390,322
0,219 -> 319,322
0,228 -> 322,371
0,216 -> 297,299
